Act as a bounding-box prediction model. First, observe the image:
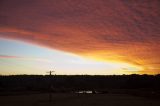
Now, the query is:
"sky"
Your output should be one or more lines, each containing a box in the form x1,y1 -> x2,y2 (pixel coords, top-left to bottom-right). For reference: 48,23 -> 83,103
0,0 -> 160,75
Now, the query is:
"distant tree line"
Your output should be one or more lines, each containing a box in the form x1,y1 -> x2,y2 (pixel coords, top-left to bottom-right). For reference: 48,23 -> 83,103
0,74 -> 160,93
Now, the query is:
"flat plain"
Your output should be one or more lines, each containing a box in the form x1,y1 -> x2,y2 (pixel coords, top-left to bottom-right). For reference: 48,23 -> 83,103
0,93 -> 160,106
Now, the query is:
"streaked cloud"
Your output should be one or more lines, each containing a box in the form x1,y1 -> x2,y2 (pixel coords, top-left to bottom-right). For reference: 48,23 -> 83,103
0,55 -> 20,59
0,54 -> 50,62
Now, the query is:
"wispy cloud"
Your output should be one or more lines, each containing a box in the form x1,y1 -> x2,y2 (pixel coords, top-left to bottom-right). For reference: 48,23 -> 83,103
0,55 -> 20,59
0,54 -> 52,63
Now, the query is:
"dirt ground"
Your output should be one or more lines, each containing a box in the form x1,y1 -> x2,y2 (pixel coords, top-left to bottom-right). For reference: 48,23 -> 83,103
0,93 -> 160,106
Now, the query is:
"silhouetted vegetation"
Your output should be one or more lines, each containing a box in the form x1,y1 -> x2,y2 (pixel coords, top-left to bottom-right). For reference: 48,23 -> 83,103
0,74 -> 160,98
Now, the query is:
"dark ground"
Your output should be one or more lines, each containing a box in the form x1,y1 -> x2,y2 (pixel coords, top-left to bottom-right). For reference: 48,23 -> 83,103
0,75 -> 160,106
0,93 -> 160,106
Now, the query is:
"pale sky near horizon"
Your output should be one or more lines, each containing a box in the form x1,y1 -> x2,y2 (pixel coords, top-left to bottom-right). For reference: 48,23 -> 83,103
0,38 -> 143,75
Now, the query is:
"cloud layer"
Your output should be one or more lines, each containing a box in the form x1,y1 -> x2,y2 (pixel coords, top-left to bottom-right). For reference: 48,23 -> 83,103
0,0 -> 160,73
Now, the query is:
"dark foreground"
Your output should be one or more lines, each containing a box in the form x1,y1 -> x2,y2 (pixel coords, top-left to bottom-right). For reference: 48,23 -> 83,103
0,75 -> 160,105
0,93 -> 160,106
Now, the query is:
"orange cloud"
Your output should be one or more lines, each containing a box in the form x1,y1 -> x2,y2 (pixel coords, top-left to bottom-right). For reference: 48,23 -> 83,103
0,0 -> 160,74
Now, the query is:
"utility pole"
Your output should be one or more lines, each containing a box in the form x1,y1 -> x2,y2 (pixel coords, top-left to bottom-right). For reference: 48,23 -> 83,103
46,70 -> 55,102
47,71 -> 55,76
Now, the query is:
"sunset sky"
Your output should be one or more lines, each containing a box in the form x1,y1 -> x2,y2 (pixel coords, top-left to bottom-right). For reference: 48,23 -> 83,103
0,0 -> 160,75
